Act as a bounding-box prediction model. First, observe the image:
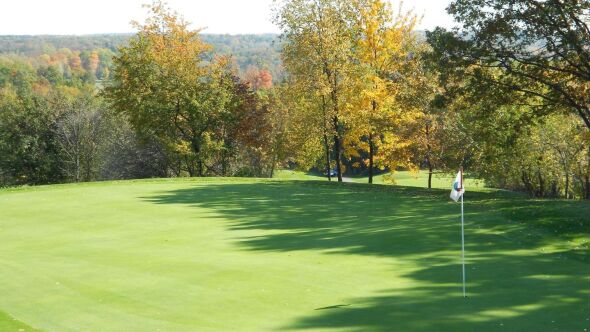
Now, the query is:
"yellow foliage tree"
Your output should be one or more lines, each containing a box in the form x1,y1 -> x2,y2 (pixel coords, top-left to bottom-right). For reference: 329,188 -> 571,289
349,0 -> 422,183
275,0 -> 357,181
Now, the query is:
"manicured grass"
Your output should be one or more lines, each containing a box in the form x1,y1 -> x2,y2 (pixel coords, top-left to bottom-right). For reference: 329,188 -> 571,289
272,169 -> 326,181
274,169 -> 487,190
349,171 -> 487,190
0,178 -> 588,331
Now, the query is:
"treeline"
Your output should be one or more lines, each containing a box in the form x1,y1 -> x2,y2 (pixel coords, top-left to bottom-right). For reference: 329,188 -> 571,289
1,0 -> 590,200
0,55 -> 277,185
0,3 -> 281,186
202,34 -> 283,81
0,56 -> 167,185
0,33 -> 282,80
0,34 -> 128,54
273,0 -> 431,184
272,0 -> 590,199
426,0 -> 590,199
104,2 -> 281,179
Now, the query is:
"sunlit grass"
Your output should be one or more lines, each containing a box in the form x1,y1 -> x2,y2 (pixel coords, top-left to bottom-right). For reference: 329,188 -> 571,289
274,169 -> 488,191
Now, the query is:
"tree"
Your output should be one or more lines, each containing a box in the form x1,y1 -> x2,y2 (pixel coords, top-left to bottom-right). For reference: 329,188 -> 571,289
69,52 -> 82,72
37,65 -> 63,85
275,0 -> 357,182
350,0 -> 420,183
0,61 -> 65,185
267,82 -> 327,175
265,85 -> 294,177
244,66 -> 273,90
53,90 -> 106,182
105,1 -> 237,177
217,76 -> 273,177
88,51 -> 100,77
99,114 -> 170,180
533,114 -> 587,198
428,0 -> 590,131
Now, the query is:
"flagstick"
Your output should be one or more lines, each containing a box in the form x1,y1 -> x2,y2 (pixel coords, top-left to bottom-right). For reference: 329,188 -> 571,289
461,191 -> 466,298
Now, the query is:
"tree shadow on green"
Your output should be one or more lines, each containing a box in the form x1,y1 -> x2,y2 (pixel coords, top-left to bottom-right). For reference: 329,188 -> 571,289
143,181 -> 590,331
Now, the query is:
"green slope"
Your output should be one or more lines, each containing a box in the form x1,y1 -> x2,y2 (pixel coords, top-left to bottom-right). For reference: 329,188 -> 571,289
0,178 -> 588,331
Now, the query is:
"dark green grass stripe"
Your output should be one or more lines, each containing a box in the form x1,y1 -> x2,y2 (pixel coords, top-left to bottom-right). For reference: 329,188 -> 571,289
0,310 -> 41,332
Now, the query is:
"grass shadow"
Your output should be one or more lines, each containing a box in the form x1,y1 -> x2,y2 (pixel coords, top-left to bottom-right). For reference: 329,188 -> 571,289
143,180 -> 590,331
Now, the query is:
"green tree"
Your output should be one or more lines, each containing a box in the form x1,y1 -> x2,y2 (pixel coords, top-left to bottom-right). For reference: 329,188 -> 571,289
105,1 -> 236,177
428,0 -> 590,130
0,62 -> 65,185
53,89 -> 107,182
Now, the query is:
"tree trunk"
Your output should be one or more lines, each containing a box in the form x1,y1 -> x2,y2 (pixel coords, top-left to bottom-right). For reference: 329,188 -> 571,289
428,163 -> 433,190
220,149 -> 228,177
521,170 -> 534,196
324,133 -> 332,181
333,115 -> 343,182
368,99 -> 378,184
191,136 -> 203,177
175,159 -> 182,177
221,159 -> 227,177
550,181 -> 558,198
269,153 -> 276,179
537,170 -> 545,198
321,96 -> 332,181
75,153 -> 80,183
565,173 -> 570,199
187,157 -> 195,177
368,132 -> 374,184
425,122 -> 432,189
329,71 -> 343,183
586,146 -> 590,200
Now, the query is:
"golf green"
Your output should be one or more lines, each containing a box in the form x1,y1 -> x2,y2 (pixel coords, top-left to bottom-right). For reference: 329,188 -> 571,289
0,178 -> 588,331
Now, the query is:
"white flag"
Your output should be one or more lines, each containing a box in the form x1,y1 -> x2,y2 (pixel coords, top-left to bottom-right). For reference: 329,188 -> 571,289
450,171 -> 465,202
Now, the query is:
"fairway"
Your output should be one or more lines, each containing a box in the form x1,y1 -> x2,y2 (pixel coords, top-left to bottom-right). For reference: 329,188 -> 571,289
0,179 -> 588,331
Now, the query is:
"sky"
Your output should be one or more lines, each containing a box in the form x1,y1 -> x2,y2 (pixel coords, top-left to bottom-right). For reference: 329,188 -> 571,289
0,0 -> 455,35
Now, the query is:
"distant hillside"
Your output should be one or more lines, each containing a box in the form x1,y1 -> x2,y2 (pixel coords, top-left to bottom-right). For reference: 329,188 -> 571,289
202,34 -> 282,80
0,34 -> 130,54
0,34 -> 283,79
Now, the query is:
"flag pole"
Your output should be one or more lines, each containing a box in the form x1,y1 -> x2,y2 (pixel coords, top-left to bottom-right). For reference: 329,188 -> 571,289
460,167 -> 466,298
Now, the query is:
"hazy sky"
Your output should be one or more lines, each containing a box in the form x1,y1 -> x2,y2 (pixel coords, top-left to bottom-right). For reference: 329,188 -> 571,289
0,0 -> 454,35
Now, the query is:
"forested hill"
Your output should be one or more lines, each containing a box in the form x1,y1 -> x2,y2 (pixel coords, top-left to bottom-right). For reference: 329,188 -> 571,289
202,34 -> 282,80
0,34 -> 283,79
0,34 -> 130,54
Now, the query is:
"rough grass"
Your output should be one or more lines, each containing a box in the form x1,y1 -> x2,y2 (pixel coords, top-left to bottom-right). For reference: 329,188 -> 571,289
0,178 -> 588,331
